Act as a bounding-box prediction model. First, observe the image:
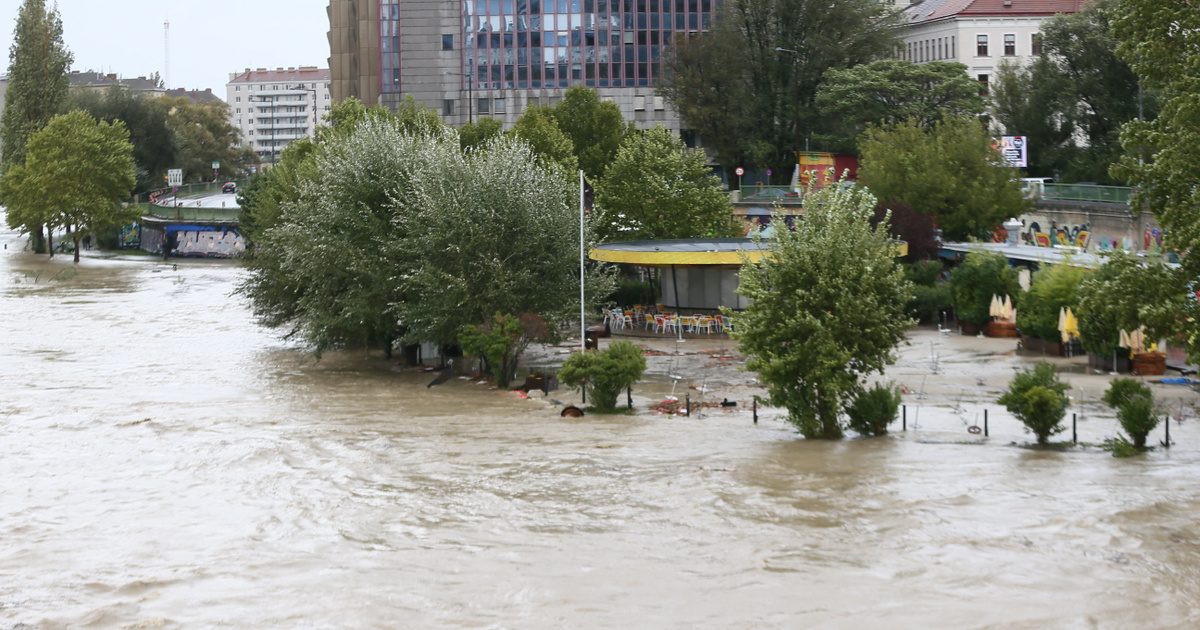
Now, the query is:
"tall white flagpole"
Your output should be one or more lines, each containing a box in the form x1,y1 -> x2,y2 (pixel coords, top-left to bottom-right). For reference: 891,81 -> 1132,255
580,169 -> 586,350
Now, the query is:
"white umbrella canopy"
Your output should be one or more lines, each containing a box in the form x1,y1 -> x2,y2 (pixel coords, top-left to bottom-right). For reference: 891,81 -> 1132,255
1001,295 -> 1015,322
989,295 -> 1002,319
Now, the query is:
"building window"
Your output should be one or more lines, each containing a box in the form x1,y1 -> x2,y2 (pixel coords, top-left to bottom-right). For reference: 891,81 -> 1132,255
442,34 -> 454,50
977,73 -> 990,96
1004,34 -> 1016,56
951,36 -> 957,57
443,99 -> 454,116
633,95 -> 646,111
977,34 -> 989,56
493,98 -> 506,114
1032,33 -> 1043,56
235,86 -> 240,92
477,97 -> 491,115
235,97 -> 241,102
653,96 -> 665,111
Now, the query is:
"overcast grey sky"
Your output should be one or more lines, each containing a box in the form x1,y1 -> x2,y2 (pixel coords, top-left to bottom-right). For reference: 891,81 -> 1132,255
0,0 -> 330,99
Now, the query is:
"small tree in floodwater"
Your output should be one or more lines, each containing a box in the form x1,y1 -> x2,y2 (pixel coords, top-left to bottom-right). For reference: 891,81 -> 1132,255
998,363 -> 1070,444
846,383 -> 902,436
731,184 -> 913,439
459,313 -> 549,388
558,341 -> 646,411
1103,377 -> 1159,450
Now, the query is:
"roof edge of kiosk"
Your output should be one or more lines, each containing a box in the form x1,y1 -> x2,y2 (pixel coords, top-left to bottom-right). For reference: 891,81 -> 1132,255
590,238 -> 906,266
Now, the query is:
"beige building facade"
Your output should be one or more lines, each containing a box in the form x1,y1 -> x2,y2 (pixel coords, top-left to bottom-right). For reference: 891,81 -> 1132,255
226,67 -> 332,163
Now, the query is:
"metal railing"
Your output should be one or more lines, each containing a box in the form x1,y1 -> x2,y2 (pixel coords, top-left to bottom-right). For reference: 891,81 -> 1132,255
1040,183 -> 1133,205
133,203 -> 241,222
738,185 -> 803,203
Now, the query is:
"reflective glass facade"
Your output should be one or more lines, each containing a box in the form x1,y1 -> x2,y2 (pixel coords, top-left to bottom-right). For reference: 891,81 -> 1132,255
463,0 -> 713,90
381,1 -> 403,94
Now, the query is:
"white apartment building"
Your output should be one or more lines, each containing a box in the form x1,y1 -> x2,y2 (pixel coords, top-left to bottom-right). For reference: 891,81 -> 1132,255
226,67 -> 332,163
897,0 -> 1085,95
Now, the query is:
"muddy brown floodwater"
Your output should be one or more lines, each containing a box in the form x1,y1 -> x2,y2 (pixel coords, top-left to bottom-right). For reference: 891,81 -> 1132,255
3,218 -> 1200,629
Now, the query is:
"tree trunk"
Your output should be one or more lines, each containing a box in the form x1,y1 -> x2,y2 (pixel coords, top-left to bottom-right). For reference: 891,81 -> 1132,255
73,232 -> 81,263
31,224 -> 46,253
47,228 -> 54,258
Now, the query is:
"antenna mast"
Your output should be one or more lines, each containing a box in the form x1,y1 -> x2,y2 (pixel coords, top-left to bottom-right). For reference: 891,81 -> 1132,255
163,18 -> 170,89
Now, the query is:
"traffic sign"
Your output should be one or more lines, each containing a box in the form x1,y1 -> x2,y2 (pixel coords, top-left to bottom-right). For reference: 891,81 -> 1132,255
167,169 -> 183,187
211,161 -> 220,170
734,166 -> 745,177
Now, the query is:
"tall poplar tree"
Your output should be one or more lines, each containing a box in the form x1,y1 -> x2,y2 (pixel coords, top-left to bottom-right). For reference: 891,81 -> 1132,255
1,0 -> 72,252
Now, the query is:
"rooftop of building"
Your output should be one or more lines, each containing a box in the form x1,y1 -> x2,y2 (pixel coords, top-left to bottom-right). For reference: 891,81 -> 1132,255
68,70 -> 163,91
905,0 -> 1086,24
228,66 -> 330,84
163,88 -> 224,104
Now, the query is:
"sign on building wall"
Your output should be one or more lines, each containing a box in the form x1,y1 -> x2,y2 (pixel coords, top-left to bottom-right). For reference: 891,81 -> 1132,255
998,136 -> 1028,168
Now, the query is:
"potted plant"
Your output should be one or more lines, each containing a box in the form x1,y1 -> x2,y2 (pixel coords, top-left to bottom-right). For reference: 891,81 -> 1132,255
950,252 -> 1019,335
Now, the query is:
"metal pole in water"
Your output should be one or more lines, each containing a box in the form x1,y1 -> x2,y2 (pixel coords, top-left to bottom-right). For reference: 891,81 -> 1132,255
1072,413 -> 1077,444
984,408 -> 989,437
579,169 -> 586,351
685,394 -> 691,417
627,386 -> 632,410
902,405 -> 907,431
753,397 -> 758,424
1165,414 -> 1171,448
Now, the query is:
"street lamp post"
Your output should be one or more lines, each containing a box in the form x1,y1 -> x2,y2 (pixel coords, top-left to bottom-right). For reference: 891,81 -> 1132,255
446,62 -> 474,125
289,83 -> 319,136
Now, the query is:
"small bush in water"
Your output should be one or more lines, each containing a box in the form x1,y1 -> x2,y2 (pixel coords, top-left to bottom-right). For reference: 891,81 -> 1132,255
559,341 -> 647,411
847,384 -> 901,436
998,363 -> 1069,444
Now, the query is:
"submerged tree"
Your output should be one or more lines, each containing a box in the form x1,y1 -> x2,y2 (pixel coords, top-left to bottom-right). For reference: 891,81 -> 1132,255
2,111 -> 136,263
1,0 -> 72,252
733,184 -> 912,439
240,119 -> 613,359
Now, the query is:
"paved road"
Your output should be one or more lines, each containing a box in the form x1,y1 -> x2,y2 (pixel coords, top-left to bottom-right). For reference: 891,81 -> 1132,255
160,192 -> 239,210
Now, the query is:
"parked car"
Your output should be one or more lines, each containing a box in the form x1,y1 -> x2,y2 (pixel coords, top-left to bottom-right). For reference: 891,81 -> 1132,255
221,181 -> 237,194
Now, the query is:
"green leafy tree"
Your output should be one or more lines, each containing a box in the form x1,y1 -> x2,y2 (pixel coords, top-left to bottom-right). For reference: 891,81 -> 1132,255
1,0 -> 72,252
2,111 -> 135,263
391,134 -> 615,347
814,60 -> 987,151
992,0 -> 1150,184
998,363 -> 1070,445
1115,394 -> 1158,450
732,184 -> 912,439
1111,0 -> 1200,361
991,59 -> 1077,179
1102,378 -> 1159,449
1015,262 -> 1091,342
658,0 -> 900,171
593,127 -> 736,242
241,121 -> 613,358
949,251 -> 1019,328
459,117 -> 503,151
558,341 -> 647,411
509,106 -> 577,172
859,117 -> 1029,242
1076,251 -> 1186,359
459,313 -> 550,388
71,86 -> 178,194
551,87 -> 630,180
162,96 -> 250,181
846,383 -> 901,437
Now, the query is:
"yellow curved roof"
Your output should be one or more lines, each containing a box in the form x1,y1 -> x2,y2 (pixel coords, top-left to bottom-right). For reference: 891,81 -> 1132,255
589,239 -> 907,266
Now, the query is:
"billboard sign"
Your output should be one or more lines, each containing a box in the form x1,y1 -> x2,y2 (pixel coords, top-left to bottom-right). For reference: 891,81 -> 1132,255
998,136 -> 1028,168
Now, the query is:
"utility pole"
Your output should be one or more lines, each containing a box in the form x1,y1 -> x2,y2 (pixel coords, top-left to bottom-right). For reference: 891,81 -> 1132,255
163,19 -> 170,89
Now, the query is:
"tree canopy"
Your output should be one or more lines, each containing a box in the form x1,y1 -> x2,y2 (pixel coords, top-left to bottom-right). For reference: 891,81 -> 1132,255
658,0 -> 901,171
593,127 -> 736,242
508,105 -> 577,172
70,86 -> 177,194
858,116 -> 1028,242
814,60 -> 987,151
459,117 -> 503,151
0,0 -> 71,169
991,0 -> 1149,183
732,184 -> 912,439
240,115 -> 613,358
2,111 -> 135,262
162,96 -> 254,182
549,87 -> 631,180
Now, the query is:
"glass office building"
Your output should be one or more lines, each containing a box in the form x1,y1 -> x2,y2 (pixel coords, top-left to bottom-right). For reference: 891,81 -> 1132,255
378,0 -> 714,92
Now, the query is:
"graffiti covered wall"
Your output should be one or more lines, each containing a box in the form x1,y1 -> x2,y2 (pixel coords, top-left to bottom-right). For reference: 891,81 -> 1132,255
993,207 -> 1165,255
